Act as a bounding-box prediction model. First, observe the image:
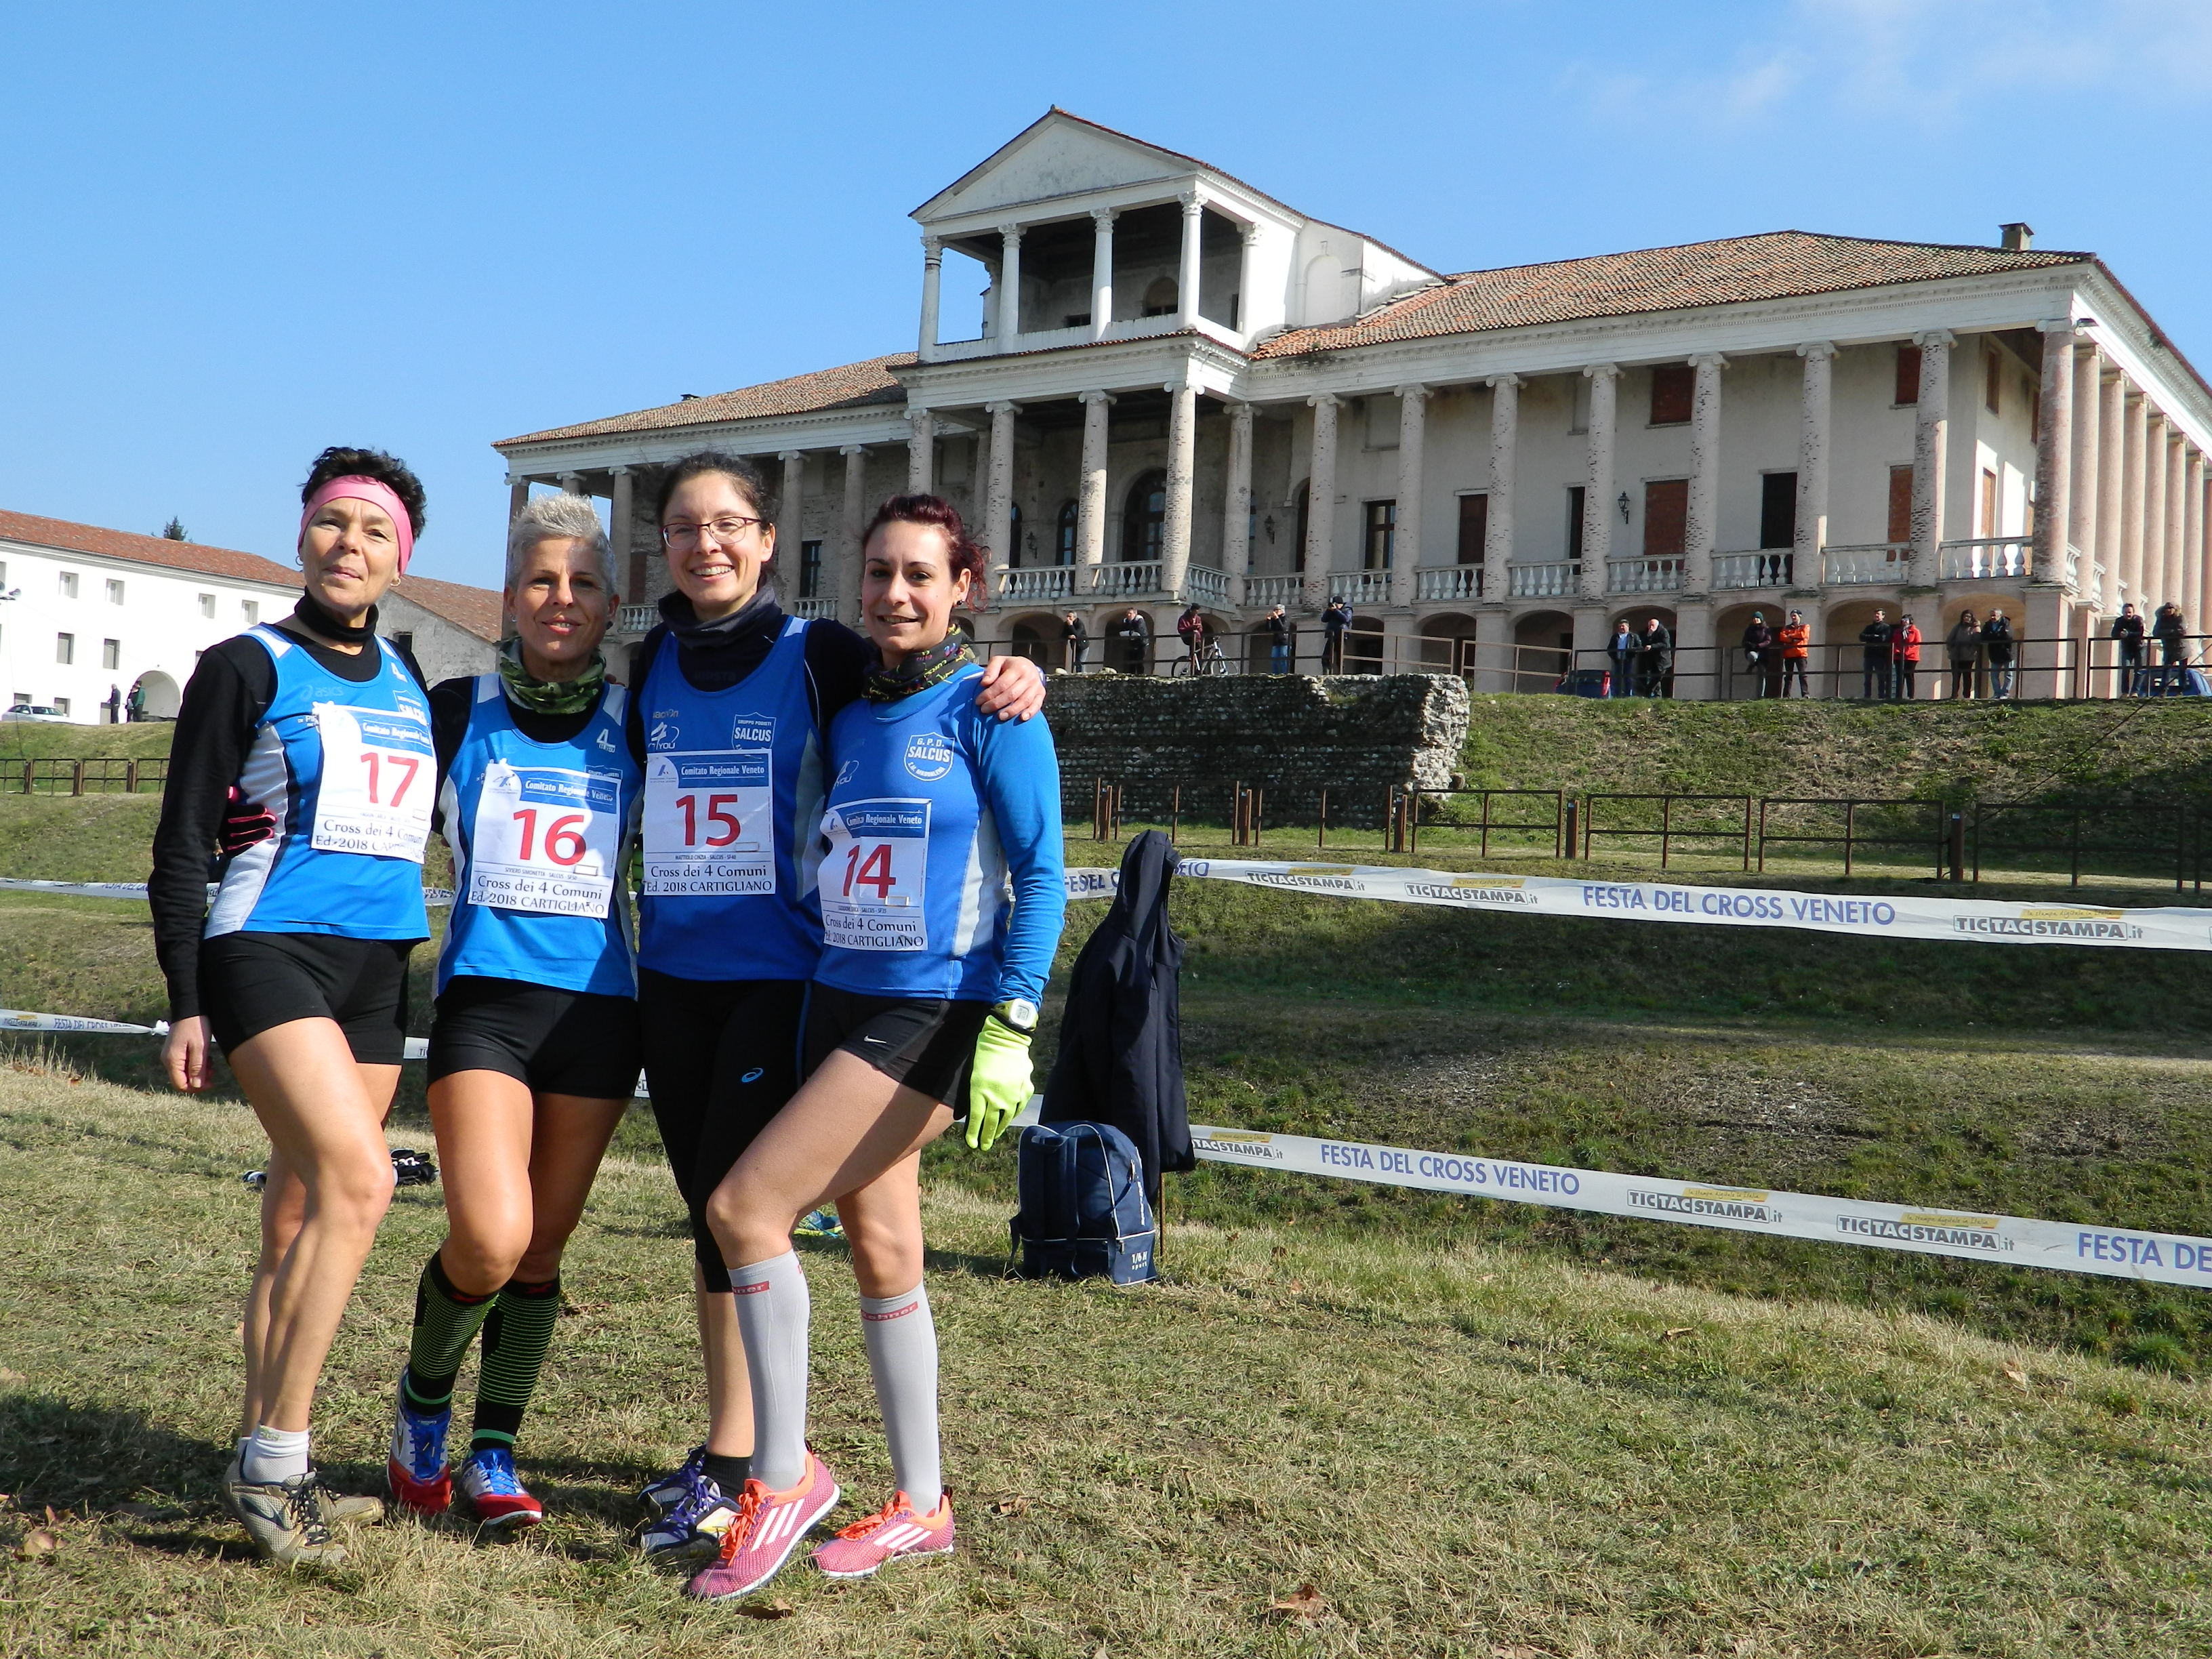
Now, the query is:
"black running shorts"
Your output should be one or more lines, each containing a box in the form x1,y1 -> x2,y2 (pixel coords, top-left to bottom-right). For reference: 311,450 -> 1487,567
802,985 -> 989,1114
427,975 -> 643,1099
198,930 -> 415,1065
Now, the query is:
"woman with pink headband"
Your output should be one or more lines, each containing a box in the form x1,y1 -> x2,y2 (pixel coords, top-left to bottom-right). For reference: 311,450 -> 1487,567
149,445 -> 434,1568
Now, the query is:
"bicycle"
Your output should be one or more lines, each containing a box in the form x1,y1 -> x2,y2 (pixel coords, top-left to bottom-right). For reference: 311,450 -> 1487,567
1171,640 -> 1231,678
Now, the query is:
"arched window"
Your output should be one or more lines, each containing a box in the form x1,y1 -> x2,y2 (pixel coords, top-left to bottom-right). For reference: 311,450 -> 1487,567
1007,501 -> 1023,569
1055,500 -> 1078,567
1121,470 -> 1166,563
1142,276 -> 1178,317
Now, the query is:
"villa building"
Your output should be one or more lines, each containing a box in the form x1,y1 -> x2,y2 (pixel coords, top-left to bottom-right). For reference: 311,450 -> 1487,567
494,109 -> 2212,697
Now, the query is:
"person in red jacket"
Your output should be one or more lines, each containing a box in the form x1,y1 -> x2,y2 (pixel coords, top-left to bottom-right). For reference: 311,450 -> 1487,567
1891,613 -> 1923,700
1775,611 -> 1811,699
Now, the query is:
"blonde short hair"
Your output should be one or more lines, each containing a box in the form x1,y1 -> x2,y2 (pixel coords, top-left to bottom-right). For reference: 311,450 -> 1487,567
506,493 -> 615,590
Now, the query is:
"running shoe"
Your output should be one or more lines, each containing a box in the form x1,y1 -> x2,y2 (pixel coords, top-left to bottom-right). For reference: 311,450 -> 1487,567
454,1446 -> 544,1530
385,1372 -> 453,1518
793,1206 -> 846,1241
221,1448 -> 382,1528
684,1452 -> 840,1602
227,1471 -> 348,1569
638,1443 -> 706,1516
811,1490 -> 956,1579
639,1466 -> 741,1563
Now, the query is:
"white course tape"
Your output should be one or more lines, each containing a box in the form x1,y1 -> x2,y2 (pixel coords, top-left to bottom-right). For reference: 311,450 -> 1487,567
0,878 -> 457,907
1067,861 -> 2212,952
0,1007 -> 165,1036
1190,1124 -> 2212,1287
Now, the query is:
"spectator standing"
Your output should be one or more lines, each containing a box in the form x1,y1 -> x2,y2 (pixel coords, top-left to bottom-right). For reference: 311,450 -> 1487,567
126,680 -> 146,723
1061,610 -> 1088,674
1946,609 -> 1981,699
1891,613 -> 1923,701
1605,620 -> 1641,698
1320,596 -> 1353,673
1110,607 -> 1151,675
104,684 -> 122,724
1776,610 -> 1811,699
2110,603 -> 2146,697
1740,612 -> 1774,699
1637,616 -> 1673,697
2152,602 -> 2188,695
1982,608 -> 2015,699
1263,605 -> 1291,674
1858,609 -> 1895,700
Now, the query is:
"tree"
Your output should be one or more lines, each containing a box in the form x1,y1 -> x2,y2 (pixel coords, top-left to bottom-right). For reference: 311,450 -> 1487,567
161,518 -> 188,541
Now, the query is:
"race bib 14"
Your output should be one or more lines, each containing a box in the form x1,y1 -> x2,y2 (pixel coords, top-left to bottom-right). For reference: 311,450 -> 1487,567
821,798 -> 930,951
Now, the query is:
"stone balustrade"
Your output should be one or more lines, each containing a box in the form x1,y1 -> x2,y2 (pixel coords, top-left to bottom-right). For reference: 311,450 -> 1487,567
1416,567 -> 1483,602
1820,543 -> 1908,585
1606,557 -> 1684,594
1330,571 -> 1392,605
1507,561 -> 1579,599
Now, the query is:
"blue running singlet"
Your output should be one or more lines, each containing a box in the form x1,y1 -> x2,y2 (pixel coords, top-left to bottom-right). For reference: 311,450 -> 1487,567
636,616 -> 825,981
434,674 -> 642,997
814,663 -> 1063,1005
204,625 -> 434,943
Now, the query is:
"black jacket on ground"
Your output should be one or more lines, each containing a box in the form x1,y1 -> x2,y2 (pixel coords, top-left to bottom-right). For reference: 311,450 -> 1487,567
1042,830 -> 1191,1208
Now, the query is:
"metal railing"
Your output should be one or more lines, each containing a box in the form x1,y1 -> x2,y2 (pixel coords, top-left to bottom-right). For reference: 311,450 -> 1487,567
1756,798 -> 1946,878
1581,793 -> 1753,869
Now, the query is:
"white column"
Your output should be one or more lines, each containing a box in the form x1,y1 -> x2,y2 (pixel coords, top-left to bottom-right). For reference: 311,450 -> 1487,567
984,402 -> 1019,571
507,476 -> 529,523
1077,390 -> 1112,576
839,445 -> 867,626
907,408 -> 935,494
1685,353 -> 1726,593
918,237 -> 943,359
1089,209 -> 1115,341
1237,225 -> 1261,335
1162,381 -> 1197,596
2165,428 -> 2188,611
1485,374 -> 1519,573
1581,363 -> 1619,600
1303,392 -> 1340,609
2034,321 -> 2074,584
609,466 -> 636,602
1223,401 -> 1254,581
560,472 -> 585,495
1176,190 -> 1204,329
1911,331 -> 1952,585
1392,384 -> 1429,606
2121,392 -> 2148,608
2144,412 -> 2169,606
2186,449 -> 2206,632
777,453 -> 806,594
2070,342 -> 2101,598
1795,342 -> 1836,575
2098,370 -> 2126,605
997,224 -> 1023,344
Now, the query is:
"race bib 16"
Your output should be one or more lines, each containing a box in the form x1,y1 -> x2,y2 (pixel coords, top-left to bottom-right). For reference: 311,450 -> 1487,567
468,761 -> 622,918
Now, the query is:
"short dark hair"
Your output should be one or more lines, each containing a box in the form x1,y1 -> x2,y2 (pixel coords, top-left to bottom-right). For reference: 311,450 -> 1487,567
655,452 -> 776,525
302,447 -> 426,536
859,494 -> 989,610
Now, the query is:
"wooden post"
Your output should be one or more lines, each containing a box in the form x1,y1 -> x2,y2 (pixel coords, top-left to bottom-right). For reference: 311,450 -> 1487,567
70,760 -> 84,798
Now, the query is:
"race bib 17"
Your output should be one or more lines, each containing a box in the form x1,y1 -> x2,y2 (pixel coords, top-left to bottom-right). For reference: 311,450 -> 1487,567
821,798 -> 930,951
467,761 -> 622,918
642,751 -> 774,897
311,702 -> 434,862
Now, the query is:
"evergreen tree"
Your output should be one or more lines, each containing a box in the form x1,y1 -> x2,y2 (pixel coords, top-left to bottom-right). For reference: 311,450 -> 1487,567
161,518 -> 188,541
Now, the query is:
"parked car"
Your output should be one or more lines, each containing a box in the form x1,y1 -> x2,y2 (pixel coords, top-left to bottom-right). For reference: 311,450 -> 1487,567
3,705 -> 70,723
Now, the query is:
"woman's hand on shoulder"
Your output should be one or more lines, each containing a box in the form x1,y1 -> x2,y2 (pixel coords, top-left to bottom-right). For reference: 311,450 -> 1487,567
974,653 -> 1046,723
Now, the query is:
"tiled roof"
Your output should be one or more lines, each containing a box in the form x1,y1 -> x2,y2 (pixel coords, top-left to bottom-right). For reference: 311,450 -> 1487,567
0,508 -> 297,586
1254,231 -> 2090,356
499,354 -> 916,447
390,572 -> 504,642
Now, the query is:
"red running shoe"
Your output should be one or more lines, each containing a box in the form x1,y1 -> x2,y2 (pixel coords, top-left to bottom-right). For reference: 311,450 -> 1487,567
811,1490 -> 955,1579
684,1452 -> 840,1602
384,1372 -> 452,1519
455,1446 -> 543,1530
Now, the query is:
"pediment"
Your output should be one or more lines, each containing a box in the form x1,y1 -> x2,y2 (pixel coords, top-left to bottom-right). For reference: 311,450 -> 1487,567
913,110 -> 1197,224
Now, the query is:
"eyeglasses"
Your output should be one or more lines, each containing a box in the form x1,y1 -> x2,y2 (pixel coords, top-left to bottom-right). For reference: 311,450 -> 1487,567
661,515 -> 766,551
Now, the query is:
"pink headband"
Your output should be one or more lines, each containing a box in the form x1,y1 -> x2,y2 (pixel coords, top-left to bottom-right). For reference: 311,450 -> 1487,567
299,476 -> 415,573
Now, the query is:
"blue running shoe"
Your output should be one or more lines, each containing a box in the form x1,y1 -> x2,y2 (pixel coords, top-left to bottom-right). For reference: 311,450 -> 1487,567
794,1206 -> 845,1241
640,1443 -> 706,1517
456,1446 -> 543,1530
386,1370 -> 453,1518
640,1465 -> 739,1563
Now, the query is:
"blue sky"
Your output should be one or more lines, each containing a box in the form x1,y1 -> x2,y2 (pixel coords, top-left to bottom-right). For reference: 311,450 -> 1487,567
2,1 -> 2206,591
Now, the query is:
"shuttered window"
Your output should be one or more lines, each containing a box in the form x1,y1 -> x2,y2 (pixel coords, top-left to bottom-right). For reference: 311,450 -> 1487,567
1759,473 -> 1797,550
1643,479 -> 1688,558
1887,466 -> 1914,546
1895,345 -> 1922,406
1566,486 -> 1586,561
1648,364 -> 1693,426
1456,493 -> 1488,565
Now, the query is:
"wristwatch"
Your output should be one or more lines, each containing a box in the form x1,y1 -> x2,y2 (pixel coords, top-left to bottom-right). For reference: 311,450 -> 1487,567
989,999 -> 1038,1036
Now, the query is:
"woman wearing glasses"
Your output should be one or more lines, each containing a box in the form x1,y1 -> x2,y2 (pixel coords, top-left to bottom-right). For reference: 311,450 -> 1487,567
629,454 -> 1045,1561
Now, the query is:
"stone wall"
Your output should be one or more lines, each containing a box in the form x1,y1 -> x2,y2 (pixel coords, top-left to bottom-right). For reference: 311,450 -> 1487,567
1042,671 -> 1469,823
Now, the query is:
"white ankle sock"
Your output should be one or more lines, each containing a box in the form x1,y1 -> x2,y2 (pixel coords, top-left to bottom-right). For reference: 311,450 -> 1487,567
240,1423 -> 310,1485
860,1283 -> 941,1512
729,1251 -> 810,1491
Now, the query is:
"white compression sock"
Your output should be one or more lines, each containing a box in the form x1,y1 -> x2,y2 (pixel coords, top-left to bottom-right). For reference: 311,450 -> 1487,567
239,1423 -> 310,1486
729,1251 -> 811,1492
860,1282 -> 941,1511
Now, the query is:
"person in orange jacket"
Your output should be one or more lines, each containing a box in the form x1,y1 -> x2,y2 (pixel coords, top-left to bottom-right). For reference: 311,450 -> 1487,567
1776,610 -> 1811,699
1890,613 -> 1923,700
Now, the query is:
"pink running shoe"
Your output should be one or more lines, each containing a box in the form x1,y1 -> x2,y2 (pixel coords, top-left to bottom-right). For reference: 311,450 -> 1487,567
684,1452 -> 841,1602
811,1491 -> 956,1579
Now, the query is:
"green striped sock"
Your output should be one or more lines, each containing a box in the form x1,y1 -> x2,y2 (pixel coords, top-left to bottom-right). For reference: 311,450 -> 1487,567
405,1252 -> 496,1409
470,1277 -> 562,1451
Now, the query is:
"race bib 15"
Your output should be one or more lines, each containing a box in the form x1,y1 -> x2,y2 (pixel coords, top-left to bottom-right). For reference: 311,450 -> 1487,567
642,751 -> 774,897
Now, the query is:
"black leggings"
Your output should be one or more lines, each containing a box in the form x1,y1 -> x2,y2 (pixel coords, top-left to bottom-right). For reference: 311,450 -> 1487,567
638,970 -> 808,1282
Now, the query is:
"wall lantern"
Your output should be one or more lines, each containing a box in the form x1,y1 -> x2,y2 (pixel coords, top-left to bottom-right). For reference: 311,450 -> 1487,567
1616,491 -> 1632,523
1263,516 -> 1277,544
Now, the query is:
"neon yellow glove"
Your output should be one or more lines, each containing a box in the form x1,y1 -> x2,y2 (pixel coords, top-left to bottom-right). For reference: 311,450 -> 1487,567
964,1015 -> 1033,1152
